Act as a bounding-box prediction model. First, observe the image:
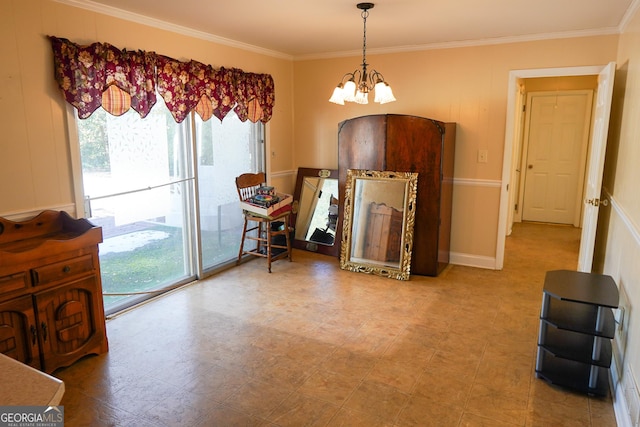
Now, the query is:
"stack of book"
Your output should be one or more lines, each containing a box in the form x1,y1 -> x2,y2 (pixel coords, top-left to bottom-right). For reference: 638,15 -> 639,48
256,186 -> 275,196
248,186 -> 279,208
241,189 -> 293,217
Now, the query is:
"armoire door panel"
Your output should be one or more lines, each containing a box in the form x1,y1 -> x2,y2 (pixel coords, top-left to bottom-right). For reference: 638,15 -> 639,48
386,116 -> 445,273
337,115 -> 387,183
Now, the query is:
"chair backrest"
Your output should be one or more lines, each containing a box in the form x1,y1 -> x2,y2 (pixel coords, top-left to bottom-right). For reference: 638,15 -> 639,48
236,172 -> 266,201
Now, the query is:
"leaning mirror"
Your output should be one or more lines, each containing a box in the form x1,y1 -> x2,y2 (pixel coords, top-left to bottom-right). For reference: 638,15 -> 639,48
291,168 -> 340,256
340,169 -> 418,280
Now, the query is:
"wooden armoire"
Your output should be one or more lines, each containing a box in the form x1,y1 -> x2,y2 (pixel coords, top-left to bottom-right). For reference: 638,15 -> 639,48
338,114 -> 456,276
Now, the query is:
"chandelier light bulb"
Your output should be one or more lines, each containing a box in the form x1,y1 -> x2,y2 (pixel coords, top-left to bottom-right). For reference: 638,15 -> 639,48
354,90 -> 369,104
343,79 -> 357,102
374,81 -> 396,104
329,85 -> 346,104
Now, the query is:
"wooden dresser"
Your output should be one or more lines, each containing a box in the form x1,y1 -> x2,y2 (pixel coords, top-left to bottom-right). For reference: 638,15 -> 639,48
338,114 -> 456,276
0,210 -> 108,373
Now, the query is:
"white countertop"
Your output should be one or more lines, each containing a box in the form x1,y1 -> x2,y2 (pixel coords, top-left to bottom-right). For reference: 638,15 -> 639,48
0,354 -> 65,406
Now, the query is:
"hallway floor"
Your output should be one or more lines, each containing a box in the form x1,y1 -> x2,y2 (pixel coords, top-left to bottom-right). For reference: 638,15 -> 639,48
56,222 -> 618,426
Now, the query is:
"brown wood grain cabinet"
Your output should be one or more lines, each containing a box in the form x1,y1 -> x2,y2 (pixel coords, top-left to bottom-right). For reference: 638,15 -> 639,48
0,210 -> 108,373
363,202 -> 403,263
338,114 -> 456,276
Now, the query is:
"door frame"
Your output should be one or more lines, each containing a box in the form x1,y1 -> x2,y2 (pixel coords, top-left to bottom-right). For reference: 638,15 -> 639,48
496,64 -> 613,270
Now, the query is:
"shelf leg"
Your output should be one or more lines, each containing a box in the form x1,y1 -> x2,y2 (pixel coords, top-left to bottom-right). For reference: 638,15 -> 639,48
537,321 -> 548,346
536,293 -> 551,373
595,306 -> 605,333
588,364 -> 599,389
591,306 -> 606,367
592,336 -> 603,363
540,293 -> 550,318
535,346 -> 545,372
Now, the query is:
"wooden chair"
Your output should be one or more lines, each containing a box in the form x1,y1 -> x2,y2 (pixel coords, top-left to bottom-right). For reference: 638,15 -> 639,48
236,172 -> 292,272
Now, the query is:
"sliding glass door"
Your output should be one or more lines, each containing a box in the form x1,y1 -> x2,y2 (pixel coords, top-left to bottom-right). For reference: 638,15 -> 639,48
194,111 -> 264,271
76,105 -> 263,314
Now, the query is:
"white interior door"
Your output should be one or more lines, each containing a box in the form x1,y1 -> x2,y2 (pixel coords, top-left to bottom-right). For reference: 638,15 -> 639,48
506,83 -> 526,236
521,91 -> 593,225
577,62 -> 616,272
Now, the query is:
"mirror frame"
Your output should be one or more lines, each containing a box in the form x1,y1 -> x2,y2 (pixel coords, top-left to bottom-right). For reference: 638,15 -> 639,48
291,167 -> 340,256
340,169 -> 418,280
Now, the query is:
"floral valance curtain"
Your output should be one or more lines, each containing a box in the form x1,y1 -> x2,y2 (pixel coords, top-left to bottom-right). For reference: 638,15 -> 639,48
49,36 -> 275,123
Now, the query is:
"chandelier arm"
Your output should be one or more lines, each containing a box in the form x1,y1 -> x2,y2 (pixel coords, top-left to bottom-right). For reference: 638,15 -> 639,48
370,69 -> 386,83
337,70 -> 358,84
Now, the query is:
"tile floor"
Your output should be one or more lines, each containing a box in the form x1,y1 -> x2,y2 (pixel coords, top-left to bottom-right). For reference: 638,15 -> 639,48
55,222 -> 618,426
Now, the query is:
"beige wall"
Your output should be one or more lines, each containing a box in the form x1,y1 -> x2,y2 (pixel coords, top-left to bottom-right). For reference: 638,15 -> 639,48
596,4 -> 640,416
2,0 -> 639,420
0,0 -> 295,218
293,36 -> 618,260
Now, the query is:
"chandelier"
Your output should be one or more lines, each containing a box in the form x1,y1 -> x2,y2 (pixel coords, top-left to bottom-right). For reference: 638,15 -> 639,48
329,3 -> 396,105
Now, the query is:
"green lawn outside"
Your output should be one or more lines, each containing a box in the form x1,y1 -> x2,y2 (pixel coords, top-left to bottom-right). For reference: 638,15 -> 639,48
100,224 -> 241,309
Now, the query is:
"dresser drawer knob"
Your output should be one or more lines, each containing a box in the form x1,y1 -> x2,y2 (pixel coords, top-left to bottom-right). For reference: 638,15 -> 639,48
63,265 -> 71,273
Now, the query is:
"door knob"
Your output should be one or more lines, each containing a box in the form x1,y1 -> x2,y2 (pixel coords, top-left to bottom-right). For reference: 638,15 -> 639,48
528,164 -> 533,169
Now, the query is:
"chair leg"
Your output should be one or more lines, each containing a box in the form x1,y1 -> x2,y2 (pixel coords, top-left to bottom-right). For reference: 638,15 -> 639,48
285,215 -> 292,262
266,221 -> 272,273
253,221 -> 259,254
237,218 -> 248,265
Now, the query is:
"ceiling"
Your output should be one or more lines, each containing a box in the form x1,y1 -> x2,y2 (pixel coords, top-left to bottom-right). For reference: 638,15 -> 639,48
81,0 -> 636,59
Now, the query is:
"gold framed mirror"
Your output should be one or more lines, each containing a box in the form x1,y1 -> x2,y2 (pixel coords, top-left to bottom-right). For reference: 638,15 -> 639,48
291,168 -> 340,256
340,169 -> 418,280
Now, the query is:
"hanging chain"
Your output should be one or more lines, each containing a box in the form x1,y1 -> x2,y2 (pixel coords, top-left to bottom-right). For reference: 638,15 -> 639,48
361,8 -> 368,67
360,8 -> 369,86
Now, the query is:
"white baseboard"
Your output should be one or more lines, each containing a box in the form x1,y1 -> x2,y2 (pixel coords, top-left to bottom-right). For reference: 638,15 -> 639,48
449,252 -> 497,270
611,355 -> 640,427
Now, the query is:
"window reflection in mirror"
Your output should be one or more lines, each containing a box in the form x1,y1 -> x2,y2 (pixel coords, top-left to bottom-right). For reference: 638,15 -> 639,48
291,168 -> 340,256
296,179 -> 338,244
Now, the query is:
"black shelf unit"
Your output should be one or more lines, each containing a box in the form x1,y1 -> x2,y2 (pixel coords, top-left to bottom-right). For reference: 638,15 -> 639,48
536,270 -> 619,396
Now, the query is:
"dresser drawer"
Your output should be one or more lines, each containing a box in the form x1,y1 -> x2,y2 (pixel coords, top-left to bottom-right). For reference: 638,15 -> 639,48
31,254 -> 95,287
0,273 -> 29,298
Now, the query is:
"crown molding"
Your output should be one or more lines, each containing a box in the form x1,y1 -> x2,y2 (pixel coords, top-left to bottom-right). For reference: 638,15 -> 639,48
295,27 -> 621,61
619,0 -> 640,32
52,0 -> 293,60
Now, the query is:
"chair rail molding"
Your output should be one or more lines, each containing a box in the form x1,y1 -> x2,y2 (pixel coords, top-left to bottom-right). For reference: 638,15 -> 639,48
0,204 -> 76,222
